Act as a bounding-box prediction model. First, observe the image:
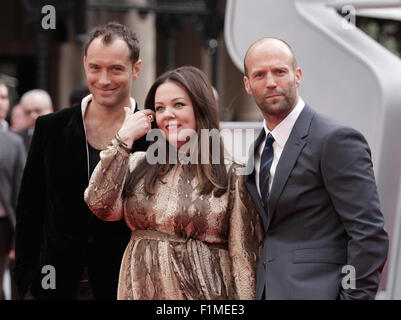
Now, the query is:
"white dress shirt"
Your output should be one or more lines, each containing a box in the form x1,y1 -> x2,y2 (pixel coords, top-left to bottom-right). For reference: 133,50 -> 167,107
255,97 -> 305,197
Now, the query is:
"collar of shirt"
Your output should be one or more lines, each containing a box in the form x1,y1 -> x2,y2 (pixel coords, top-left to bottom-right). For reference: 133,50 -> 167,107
80,94 -> 137,118
255,97 -> 305,196
263,97 -> 305,147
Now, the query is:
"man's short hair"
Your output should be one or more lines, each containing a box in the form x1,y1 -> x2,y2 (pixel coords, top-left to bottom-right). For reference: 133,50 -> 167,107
84,21 -> 140,64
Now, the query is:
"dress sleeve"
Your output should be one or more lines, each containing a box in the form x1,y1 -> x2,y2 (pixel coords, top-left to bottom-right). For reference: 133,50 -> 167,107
227,163 -> 264,300
84,137 -> 145,221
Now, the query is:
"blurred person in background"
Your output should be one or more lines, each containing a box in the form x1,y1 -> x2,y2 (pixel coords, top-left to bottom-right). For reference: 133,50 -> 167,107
0,81 -> 10,131
18,89 -> 53,152
0,130 -> 26,299
10,104 -> 29,133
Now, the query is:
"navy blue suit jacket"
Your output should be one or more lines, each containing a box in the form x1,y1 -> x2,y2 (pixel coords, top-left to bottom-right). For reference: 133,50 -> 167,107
245,105 -> 389,299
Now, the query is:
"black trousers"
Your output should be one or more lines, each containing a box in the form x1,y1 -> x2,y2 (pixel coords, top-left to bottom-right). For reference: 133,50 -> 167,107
85,239 -> 126,300
261,286 -> 266,300
29,240 -> 125,300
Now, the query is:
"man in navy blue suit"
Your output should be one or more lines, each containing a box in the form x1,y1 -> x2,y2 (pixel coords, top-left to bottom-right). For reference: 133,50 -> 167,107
243,37 -> 388,299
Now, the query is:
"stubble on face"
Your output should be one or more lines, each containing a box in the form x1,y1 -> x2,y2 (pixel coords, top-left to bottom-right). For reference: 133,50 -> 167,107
257,82 -> 297,118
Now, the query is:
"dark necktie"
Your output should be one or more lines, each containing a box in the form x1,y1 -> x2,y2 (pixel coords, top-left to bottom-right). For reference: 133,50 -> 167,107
259,133 -> 275,206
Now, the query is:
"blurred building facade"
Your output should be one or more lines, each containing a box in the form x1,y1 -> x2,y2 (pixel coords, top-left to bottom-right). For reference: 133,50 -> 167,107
0,0 -> 400,122
0,0 -> 261,122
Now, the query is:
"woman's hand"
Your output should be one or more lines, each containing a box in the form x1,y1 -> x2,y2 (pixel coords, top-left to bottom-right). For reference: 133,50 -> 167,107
117,107 -> 155,149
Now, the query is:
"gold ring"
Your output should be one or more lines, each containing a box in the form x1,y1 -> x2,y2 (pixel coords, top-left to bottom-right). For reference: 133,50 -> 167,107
147,114 -> 154,123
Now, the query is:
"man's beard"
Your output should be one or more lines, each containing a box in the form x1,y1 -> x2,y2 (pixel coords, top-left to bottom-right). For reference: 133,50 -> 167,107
259,88 -> 296,117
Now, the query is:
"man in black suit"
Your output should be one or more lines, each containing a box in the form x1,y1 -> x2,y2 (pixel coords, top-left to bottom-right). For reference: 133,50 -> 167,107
243,38 -> 389,299
14,22 -> 148,299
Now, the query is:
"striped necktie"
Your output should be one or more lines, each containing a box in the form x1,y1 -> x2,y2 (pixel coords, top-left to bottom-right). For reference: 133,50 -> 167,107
259,132 -> 275,206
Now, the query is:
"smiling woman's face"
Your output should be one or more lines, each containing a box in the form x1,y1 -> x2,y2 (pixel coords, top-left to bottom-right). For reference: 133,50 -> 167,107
154,81 -> 196,150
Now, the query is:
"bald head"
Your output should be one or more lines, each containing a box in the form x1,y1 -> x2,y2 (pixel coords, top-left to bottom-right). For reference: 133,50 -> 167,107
20,89 -> 53,130
244,38 -> 297,76
243,37 -> 302,130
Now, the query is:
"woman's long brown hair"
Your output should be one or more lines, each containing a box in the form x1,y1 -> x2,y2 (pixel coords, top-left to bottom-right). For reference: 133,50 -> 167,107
123,66 -> 228,198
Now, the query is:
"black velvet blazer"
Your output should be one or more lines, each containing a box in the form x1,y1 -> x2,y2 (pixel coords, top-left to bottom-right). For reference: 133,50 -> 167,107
14,105 -> 148,298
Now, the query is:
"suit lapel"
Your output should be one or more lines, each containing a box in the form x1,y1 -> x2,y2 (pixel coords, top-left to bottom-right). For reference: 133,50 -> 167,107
266,105 -> 314,229
245,129 -> 269,230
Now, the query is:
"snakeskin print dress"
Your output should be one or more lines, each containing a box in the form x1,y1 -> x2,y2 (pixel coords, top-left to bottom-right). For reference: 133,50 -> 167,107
84,138 -> 263,300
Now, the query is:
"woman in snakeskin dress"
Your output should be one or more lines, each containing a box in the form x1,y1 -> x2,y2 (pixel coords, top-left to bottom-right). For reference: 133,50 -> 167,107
84,66 -> 263,300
